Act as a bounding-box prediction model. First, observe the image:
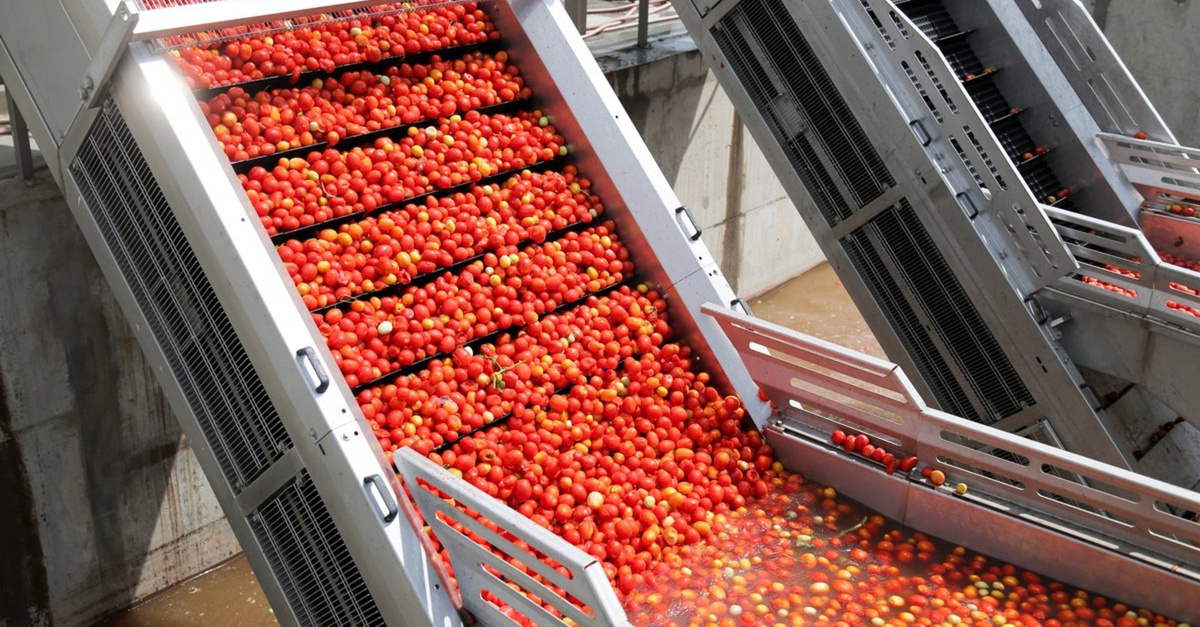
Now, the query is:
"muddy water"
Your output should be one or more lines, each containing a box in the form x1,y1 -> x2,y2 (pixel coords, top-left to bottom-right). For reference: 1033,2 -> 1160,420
748,263 -> 883,356
99,555 -> 277,626
99,264 -> 862,626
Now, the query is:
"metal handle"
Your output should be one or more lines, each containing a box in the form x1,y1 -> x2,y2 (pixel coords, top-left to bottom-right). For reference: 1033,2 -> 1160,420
296,346 -> 330,394
955,192 -> 979,219
909,120 -> 932,146
363,474 -> 399,524
1025,296 -> 1049,325
675,206 -> 703,241
731,298 -> 752,316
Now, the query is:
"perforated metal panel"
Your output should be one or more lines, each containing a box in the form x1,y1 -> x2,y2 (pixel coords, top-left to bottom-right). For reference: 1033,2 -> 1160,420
248,470 -> 387,627
69,99 -> 292,492
711,0 -> 894,226
840,200 -> 1034,424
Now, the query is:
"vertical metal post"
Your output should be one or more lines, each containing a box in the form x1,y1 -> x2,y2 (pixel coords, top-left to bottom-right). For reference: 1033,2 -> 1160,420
564,0 -> 587,35
11,100 -> 34,184
637,0 -> 650,48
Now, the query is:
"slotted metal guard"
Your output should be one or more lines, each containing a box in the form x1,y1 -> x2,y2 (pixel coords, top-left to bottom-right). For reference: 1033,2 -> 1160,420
396,448 -> 632,627
703,303 -> 1200,588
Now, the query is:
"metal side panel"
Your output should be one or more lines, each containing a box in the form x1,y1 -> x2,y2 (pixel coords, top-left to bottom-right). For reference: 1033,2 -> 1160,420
851,0 -> 1078,291
59,42 -> 463,626
0,1 -> 92,146
1042,204 -> 1158,314
706,305 -> 1200,624
971,0 -> 1144,227
671,0 -> 941,416
1039,204 -> 1200,431
1039,286 -> 1200,441
488,0 -> 772,427
1009,0 -> 1174,144
1101,132 -> 1200,210
56,167 -> 308,627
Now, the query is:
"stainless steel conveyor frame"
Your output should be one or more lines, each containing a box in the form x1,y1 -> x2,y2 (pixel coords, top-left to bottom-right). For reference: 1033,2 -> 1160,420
3,0 -> 1200,624
670,0 -> 1200,492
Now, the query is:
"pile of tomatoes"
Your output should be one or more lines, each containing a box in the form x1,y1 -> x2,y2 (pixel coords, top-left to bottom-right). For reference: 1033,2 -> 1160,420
202,51 -> 526,159
276,167 -> 599,308
171,3 -> 496,89
242,110 -> 565,235
187,5 -> 1186,626
356,286 -> 658,454
622,484 -> 1185,627
311,222 -> 632,386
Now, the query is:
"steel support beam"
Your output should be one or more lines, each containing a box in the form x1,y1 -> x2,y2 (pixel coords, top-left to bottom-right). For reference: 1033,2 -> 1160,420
10,99 -> 34,183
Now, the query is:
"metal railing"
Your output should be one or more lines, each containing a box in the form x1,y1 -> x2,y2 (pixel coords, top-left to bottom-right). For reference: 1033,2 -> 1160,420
566,0 -> 678,49
704,302 -> 1200,579
396,448 -> 632,627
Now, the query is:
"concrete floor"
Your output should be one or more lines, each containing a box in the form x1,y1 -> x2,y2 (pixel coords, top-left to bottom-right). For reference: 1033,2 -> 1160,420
98,264 -> 876,626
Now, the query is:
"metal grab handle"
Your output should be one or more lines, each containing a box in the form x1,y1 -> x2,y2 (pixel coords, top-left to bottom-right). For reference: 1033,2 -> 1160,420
909,120 -> 932,146
363,474 -> 399,524
955,192 -> 979,219
731,298 -> 753,316
675,206 -> 703,241
296,346 -> 330,394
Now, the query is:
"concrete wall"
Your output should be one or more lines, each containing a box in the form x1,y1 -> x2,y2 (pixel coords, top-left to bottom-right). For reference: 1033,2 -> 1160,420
0,175 -> 239,627
609,51 -> 825,297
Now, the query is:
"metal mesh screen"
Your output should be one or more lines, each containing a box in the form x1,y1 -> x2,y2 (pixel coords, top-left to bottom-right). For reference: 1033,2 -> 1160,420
249,470 -> 387,627
69,99 -> 292,492
712,0 -> 894,226
840,200 -> 1035,423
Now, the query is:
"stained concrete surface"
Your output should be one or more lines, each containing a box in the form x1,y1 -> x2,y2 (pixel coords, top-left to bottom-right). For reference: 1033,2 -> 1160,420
99,262 -> 878,625
610,50 -> 824,296
0,173 -> 239,626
